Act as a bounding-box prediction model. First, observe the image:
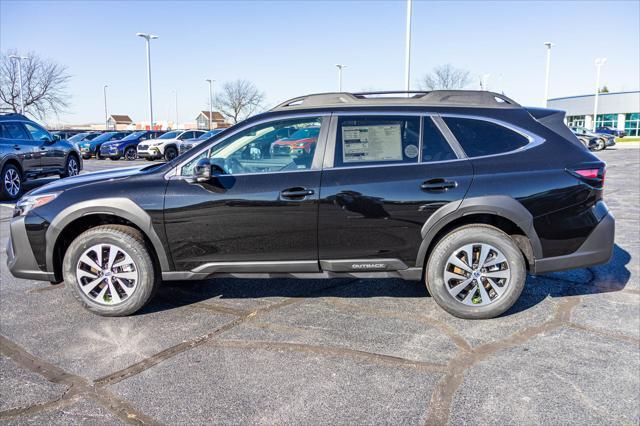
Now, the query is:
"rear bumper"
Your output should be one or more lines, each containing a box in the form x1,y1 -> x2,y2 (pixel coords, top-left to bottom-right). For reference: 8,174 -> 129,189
532,210 -> 615,274
6,216 -> 55,282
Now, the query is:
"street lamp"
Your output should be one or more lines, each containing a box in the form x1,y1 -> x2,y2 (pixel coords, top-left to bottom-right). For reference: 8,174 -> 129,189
103,85 -> 109,131
543,42 -> 554,106
593,57 -> 607,131
8,55 -> 28,114
404,0 -> 412,93
335,64 -> 347,92
205,79 -> 214,130
136,33 -> 158,130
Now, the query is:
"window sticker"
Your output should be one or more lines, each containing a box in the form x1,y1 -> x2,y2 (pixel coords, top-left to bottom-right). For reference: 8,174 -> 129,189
342,124 -> 403,163
404,144 -> 419,158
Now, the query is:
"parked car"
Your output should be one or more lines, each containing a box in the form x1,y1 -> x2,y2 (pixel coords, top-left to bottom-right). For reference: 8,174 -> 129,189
137,130 -> 205,161
596,126 -> 626,138
178,129 -> 224,155
575,135 -> 598,151
270,126 -> 321,156
6,91 -> 614,319
78,131 -> 128,159
1,113 -> 82,200
570,126 -> 615,150
100,130 -> 165,161
52,130 -> 86,141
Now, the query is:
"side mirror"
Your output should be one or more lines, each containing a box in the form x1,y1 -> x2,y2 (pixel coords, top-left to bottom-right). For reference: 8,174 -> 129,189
192,158 -> 226,183
41,135 -> 54,144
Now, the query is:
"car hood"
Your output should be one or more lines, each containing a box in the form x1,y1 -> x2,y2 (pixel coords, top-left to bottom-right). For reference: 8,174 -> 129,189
27,166 -> 146,196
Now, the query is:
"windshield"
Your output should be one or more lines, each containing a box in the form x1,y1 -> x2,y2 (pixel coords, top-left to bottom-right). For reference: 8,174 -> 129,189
121,131 -> 146,141
91,132 -> 118,143
196,130 -> 223,140
68,133 -> 89,142
159,131 -> 180,139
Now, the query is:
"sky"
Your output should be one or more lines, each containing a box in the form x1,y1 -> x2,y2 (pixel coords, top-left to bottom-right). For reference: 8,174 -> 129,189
1,0 -> 639,126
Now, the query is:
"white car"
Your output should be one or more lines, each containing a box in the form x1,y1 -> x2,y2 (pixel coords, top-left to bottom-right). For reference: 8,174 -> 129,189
137,130 -> 205,161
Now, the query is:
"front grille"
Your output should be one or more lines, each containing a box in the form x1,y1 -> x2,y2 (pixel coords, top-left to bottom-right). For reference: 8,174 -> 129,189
138,144 -> 148,150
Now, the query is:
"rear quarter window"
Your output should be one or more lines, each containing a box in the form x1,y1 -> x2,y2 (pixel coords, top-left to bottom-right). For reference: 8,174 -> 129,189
443,117 -> 529,157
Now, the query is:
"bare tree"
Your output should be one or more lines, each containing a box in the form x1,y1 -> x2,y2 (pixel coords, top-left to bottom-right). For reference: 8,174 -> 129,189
0,50 -> 71,119
214,79 -> 265,124
419,64 -> 472,91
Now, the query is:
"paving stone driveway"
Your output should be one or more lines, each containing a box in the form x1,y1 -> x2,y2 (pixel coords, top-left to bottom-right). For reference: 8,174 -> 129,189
1,146 -> 638,425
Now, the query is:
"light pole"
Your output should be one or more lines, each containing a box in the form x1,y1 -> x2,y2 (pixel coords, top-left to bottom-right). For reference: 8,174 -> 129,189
136,33 -> 158,130
9,55 -> 28,114
103,85 -> 109,130
404,0 -> 412,93
593,57 -> 607,131
174,90 -> 179,130
205,79 -> 214,130
543,42 -> 554,106
335,64 -> 347,92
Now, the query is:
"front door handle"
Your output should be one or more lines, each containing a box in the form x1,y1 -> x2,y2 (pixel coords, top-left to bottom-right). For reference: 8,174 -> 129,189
13,144 -> 21,150
420,178 -> 458,191
280,187 -> 315,199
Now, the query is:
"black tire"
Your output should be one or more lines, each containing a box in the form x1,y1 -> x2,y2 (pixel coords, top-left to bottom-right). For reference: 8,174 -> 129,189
63,225 -> 159,316
124,146 -> 137,161
164,146 -> 177,161
1,163 -> 22,200
425,224 -> 526,320
60,154 -> 80,178
82,154 -> 91,160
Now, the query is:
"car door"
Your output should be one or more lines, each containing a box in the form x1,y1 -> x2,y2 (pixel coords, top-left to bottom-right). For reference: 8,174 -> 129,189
163,115 -> 328,273
24,123 -> 63,170
317,113 -> 473,271
1,122 -> 41,173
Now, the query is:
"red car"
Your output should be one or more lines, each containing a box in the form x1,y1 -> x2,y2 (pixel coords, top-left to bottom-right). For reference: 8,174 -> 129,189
270,126 -> 320,156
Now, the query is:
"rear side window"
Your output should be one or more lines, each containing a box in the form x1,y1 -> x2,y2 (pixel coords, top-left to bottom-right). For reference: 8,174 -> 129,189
443,117 -> 529,157
334,116 -> 420,167
1,123 -> 30,140
422,117 -> 457,162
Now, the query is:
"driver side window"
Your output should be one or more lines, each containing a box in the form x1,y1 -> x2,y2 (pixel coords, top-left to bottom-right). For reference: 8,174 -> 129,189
180,117 -> 323,176
24,123 -> 51,142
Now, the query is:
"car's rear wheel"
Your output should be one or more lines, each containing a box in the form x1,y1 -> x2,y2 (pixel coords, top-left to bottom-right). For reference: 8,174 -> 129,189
1,164 -> 22,200
61,155 -> 80,178
63,225 -> 159,316
164,146 -> 177,161
595,138 -> 606,151
124,147 -> 137,161
425,225 -> 526,319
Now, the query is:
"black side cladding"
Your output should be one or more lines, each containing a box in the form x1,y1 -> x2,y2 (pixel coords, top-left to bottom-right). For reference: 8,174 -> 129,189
526,107 -> 584,149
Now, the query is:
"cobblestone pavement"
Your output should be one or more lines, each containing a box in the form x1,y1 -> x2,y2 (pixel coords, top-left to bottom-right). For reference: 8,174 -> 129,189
1,146 -> 638,425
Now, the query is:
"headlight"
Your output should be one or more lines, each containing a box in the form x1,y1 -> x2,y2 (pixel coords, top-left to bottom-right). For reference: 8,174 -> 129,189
296,142 -> 306,147
14,193 -> 59,216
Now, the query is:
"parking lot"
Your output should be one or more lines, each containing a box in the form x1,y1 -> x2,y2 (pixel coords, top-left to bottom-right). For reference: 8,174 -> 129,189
1,145 -> 638,425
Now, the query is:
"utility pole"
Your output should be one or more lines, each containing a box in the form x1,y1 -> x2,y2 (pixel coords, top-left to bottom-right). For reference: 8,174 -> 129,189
404,0 -> 412,93
593,58 -> 607,131
136,33 -> 159,130
543,42 -> 554,106
9,55 -> 28,114
103,85 -> 109,130
205,79 -> 214,130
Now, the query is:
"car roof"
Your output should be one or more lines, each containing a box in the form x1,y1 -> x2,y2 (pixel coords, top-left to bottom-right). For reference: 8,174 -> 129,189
270,90 -> 522,113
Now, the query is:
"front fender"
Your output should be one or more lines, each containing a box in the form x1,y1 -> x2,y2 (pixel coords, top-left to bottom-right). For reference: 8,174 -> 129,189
45,197 -> 170,272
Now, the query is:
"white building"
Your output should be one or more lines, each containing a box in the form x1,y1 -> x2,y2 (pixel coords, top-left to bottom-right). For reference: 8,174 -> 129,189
547,91 -> 639,136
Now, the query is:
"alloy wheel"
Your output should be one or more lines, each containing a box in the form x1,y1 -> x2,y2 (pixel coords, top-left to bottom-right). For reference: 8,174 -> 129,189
3,168 -> 21,197
67,158 -> 79,176
444,243 -> 510,306
125,148 -> 137,160
75,244 -> 139,305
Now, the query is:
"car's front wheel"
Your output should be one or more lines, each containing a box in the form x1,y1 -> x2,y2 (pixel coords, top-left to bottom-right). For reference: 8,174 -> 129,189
164,146 -> 178,161
426,225 -> 526,319
63,225 -> 159,316
124,147 -> 137,161
595,138 -> 606,151
61,155 -> 80,178
1,163 -> 22,200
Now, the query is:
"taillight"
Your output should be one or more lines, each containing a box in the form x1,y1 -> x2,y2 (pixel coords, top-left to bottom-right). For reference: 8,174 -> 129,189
567,166 -> 606,188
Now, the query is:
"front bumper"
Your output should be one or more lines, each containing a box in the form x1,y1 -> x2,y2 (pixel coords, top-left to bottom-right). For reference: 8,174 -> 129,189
532,210 -> 615,274
137,147 -> 161,159
6,216 -> 55,282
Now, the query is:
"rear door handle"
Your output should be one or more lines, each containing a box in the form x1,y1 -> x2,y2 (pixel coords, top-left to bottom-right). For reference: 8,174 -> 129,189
280,187 -> 315,199
13,144 -> 21,150
420,179 -> 458,191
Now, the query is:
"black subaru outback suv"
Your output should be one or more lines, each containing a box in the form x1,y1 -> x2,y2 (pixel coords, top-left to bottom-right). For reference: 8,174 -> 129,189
6,91 -> 614,319
1,113 -> 82,200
